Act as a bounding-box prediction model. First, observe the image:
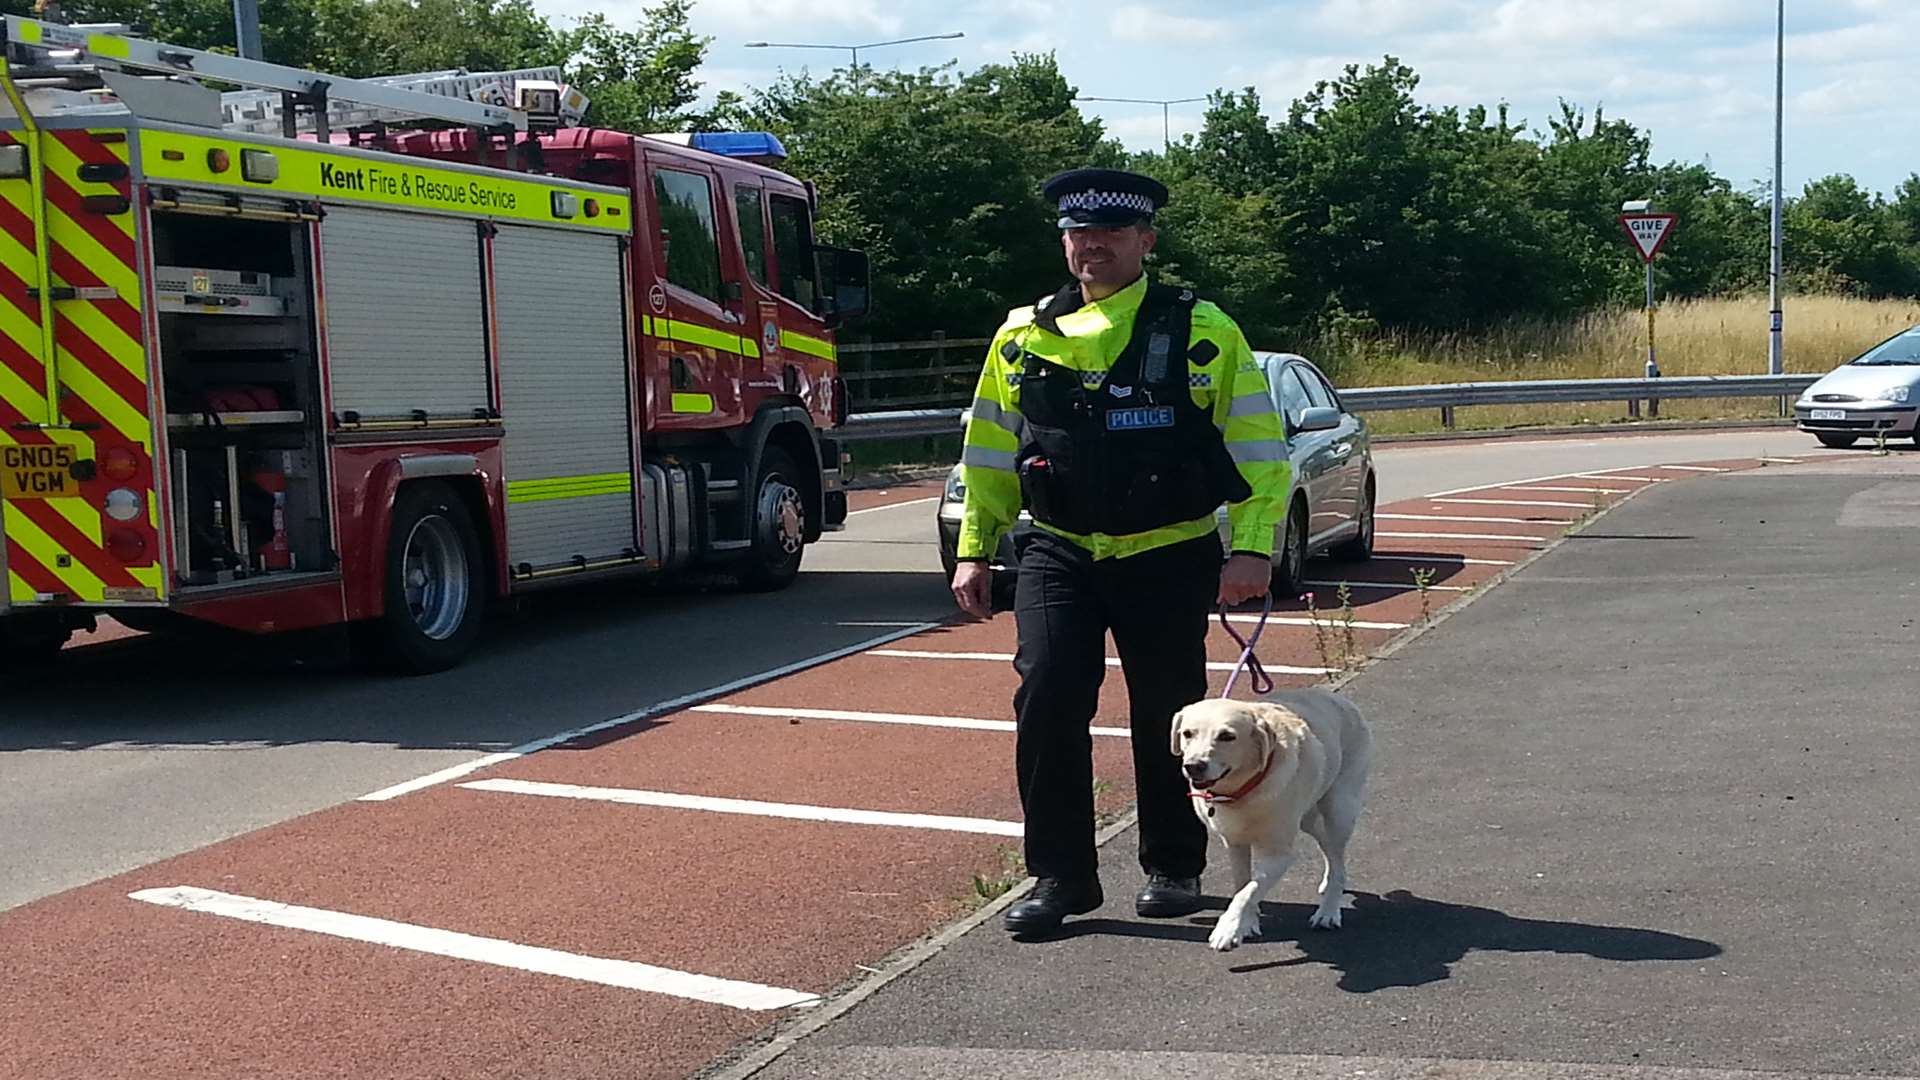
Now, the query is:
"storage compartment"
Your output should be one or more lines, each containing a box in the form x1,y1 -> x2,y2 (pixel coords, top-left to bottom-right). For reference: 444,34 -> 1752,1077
152,208 -> 332,586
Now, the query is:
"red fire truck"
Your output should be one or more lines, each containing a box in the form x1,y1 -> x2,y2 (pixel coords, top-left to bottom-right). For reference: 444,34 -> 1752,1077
0,16 -> 867,673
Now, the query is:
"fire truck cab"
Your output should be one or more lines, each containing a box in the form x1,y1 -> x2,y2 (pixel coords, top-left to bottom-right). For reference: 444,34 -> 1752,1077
0,16 -> 866,673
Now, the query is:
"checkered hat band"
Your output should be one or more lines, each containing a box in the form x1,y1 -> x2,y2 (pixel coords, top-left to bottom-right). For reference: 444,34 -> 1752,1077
1059,190 -> 1155,215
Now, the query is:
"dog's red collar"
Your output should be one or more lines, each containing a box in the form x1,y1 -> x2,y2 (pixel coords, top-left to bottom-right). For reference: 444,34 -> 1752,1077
1189,750 -> 1274,804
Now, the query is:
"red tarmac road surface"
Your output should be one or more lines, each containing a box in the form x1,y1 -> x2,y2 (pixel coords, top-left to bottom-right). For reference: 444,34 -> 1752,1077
1,457 -> 1790,1079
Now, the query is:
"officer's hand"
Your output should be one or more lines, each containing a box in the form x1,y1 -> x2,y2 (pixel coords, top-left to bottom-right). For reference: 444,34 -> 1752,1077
951,561 -> 994,620
1217,554 -> 1271,607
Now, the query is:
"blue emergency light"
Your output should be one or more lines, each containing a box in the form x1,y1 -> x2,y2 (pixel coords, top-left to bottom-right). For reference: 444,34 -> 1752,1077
686,131 -> 788,163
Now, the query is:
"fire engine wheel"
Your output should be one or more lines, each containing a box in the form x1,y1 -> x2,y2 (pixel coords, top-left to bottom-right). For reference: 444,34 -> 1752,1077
373,481 -> 485,675
741,447 -> 806,591
0,617 -> 72,673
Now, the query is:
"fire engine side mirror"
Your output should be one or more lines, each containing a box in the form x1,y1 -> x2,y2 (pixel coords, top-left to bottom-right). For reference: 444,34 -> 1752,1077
814,244 -> 870,327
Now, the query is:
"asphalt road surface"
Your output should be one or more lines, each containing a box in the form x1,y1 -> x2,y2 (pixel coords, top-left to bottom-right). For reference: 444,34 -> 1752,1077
0,427 -> 1833,913
752,450 -> 1920,1080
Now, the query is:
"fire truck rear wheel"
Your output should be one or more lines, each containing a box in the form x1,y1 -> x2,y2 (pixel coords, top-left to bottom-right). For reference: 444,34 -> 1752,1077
372,481 -> 485,674
742,447 -> 806,591
0,616 -> 72,673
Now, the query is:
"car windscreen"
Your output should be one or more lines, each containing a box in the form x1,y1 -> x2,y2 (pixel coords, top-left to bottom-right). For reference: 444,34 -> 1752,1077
1851,327 -> 1920,365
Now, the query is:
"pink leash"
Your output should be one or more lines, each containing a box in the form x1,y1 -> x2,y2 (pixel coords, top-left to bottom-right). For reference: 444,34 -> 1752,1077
1218,591 -> 1273,698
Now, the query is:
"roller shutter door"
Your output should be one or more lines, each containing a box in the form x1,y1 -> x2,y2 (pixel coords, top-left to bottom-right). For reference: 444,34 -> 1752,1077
319,207 -> 489,419
493,225 -> 635,570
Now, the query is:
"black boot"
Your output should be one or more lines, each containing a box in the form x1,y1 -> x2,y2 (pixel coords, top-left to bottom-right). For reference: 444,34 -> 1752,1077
1003,877 -> 1103,934
1135,873 -> 1203,918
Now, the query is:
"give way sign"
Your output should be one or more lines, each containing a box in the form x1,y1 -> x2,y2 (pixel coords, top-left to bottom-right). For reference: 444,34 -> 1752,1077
1619,213 -> 1678,262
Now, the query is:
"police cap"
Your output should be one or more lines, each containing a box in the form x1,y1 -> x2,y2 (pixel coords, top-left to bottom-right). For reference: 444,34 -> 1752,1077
1042,168 -> 1169,230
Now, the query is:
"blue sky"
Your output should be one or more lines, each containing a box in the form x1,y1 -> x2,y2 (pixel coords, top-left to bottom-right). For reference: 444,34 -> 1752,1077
538,0 -> 1916,200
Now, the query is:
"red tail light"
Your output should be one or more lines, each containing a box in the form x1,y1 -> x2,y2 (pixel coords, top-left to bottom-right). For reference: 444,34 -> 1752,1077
102,446 -> 140,483
106,528 -> 147,562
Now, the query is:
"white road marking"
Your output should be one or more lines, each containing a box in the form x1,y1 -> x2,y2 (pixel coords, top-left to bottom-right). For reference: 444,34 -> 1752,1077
846,496 -> 940,516
691,703 -> 1131,738
1369,554 -> 1515,566
461,778 -> 1025,837
1434,497 -> 1593,510
1761,457 -> 1807,465
1574,473 -> 1670,483
128,885 -> 820,1011
1378,531 -> 1545,543
1500,485 -> 1631,495
833,621 -> 934,628
1220,612 -> 1410,630
1661,464 -> 1729,472
1380,513 -> 1572,526
358,621 -> 944,801
867,649 -> 1335,676
1303,578 -> 1471,593
1423,464 -> 1663,499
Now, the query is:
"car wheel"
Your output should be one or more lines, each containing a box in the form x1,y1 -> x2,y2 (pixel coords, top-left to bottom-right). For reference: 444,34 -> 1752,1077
1331,475 -> 1375,563
369,481 -> 485,675
1271,495 -> 1309,598
1816,433 -> 1858,449
740,447 -> 806,591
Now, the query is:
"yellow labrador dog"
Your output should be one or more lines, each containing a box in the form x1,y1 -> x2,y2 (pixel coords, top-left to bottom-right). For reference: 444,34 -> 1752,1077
1171,689 -> 1374,952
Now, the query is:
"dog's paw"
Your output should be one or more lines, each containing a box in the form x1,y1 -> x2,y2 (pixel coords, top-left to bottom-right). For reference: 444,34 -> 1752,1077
1308,906 -> 1343,930
1208,913 -> 1261,952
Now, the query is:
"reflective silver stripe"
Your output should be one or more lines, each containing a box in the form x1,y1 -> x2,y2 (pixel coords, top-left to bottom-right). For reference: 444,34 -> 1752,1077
1227,439 -> 1287,464
969,397 -> 1026,440
961,445 -> 1018,472
1227,391 -> 1274,418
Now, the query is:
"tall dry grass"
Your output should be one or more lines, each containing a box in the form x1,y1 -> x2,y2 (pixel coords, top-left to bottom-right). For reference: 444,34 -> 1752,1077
1295,294 -> 1920,435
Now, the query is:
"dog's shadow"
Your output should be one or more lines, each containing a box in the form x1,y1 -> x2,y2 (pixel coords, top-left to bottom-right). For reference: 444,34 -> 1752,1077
1042,888 -> 1723,993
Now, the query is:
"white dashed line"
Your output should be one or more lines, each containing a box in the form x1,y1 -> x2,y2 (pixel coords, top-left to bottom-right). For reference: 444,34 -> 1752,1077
1574,473 -> 1670,483
461,778 -> 1026,837
1380,513 -> 1573,526
1302,578 -> 1471,593
692,703 -> 1131,737
1500,485 -> 1632,495
1433,498 -> 1593,510
1660,464 -> 1729,472
1377,531 -> 1546,543
866,649 -> 1336,676
358,622 -> 943,801
846,496 -> 940,516
129,886 -> 820,1011
1368,554 -> 1515,567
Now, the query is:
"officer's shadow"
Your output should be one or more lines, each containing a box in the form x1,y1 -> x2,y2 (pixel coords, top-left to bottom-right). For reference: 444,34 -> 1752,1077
1042,888 -> 1722,993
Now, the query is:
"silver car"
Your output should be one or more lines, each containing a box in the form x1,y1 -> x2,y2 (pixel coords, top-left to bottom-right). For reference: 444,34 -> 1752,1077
1794,324 -> 1920,448
936,351 -> 1376,595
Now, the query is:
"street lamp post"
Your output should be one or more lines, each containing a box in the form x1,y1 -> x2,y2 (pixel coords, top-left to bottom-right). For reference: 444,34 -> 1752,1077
1080,95 -> 1207,151
744,32 -> 965,71
232,0 -> 262,58
1769,0 -> 1786,389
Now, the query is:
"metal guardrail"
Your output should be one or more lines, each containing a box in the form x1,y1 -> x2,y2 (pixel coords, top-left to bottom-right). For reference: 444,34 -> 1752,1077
832,373 -> 1820,442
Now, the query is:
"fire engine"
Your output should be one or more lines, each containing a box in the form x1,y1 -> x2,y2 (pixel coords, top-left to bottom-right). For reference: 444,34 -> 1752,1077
0,15 -> 867,673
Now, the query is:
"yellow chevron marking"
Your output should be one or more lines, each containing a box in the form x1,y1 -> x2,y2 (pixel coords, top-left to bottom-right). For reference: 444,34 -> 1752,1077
3,503 -> 103,599
53,346 -> 147,443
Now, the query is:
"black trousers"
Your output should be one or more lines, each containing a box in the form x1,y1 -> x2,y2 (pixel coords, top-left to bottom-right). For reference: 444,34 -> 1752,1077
1010,527 -> 1220,883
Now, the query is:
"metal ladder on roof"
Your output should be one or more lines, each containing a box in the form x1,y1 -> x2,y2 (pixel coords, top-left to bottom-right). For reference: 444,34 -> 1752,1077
0,14 -> 583,139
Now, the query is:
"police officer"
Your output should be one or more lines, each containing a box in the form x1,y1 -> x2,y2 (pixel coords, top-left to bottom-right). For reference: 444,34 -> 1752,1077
950,167 -> 1293,934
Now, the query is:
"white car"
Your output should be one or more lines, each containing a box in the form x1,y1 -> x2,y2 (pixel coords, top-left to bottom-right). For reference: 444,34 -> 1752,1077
936,351 -> 1376,595
1794,324 -> 1920,448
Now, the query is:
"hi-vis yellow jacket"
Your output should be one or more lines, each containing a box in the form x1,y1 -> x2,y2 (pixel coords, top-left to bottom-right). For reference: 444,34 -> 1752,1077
956,274 -> 1293,563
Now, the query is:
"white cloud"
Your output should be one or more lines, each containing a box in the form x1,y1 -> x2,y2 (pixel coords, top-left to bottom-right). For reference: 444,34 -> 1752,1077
1110,4 -> 1234,44
544,0 -> 1911,197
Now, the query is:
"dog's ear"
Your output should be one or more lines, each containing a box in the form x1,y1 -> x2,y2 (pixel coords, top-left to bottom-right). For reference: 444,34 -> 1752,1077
1169,705 -> 1187,757
1248,703 -> 1291,763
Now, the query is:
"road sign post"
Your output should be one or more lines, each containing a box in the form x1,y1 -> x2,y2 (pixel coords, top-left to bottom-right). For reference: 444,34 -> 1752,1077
1620,212 -> 1677,419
